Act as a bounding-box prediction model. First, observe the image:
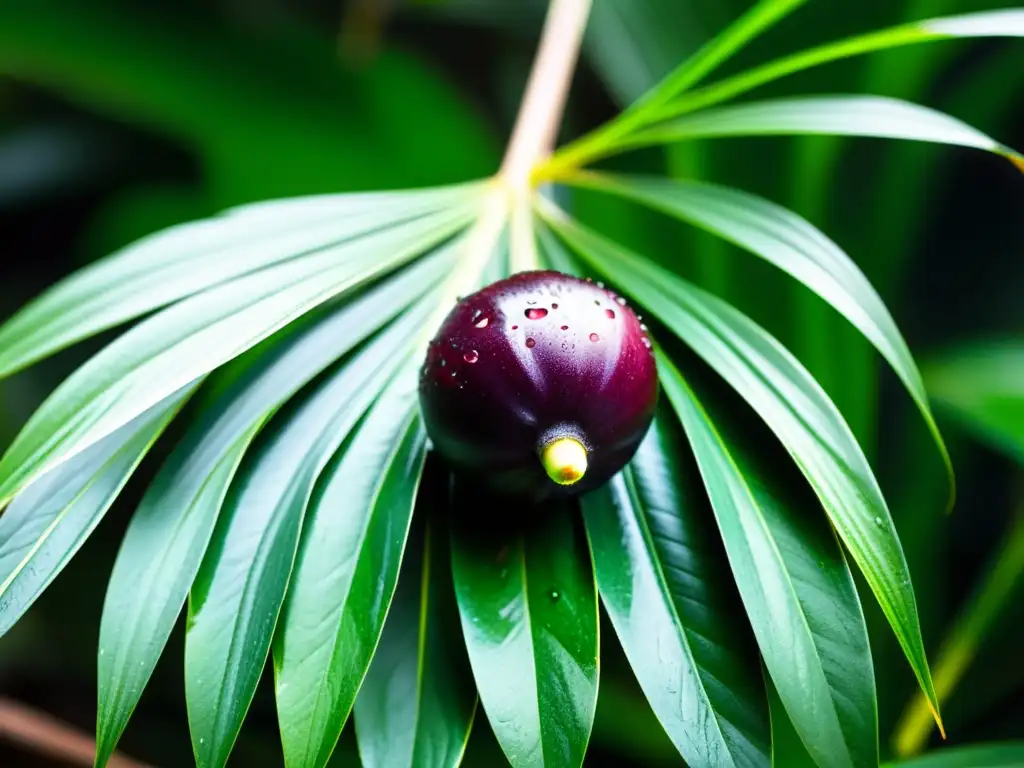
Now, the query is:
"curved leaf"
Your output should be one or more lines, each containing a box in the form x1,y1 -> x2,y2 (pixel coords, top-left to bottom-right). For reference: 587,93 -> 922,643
622,96 -> 1021,166
659,360 -> 876,768
563,171 -> 952,490
0,202 -> 474,505
0,386 -> 192,638
884,743 -> 1024,768
354,512 -> 477,768
0,183 -> 476,379
94,259 -> 447,764
450,492 -> 598,768
580,412 -> 770,768
653,10 -> 1024,124
185,306 -> 429,767
542,209 -> 941,731
272,372 -> 427,768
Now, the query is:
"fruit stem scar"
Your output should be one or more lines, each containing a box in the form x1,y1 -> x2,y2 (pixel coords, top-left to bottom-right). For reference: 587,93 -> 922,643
539,437 -> 588,486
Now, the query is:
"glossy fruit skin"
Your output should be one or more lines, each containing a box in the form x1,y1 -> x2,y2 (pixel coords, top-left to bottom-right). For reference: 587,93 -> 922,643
419,270 -> 658,500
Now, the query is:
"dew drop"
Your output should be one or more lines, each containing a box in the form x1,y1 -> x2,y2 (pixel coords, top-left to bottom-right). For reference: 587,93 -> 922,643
474,316 -> 489,329
589,332 -> 600,342
549,590 -> 560,602
604,308 -> 616,319
451,371 -> 457,378
525,307 -> 549,320
640,323 -> 648,332
596,281 -> 605,288
526,337 -> 537,349
874,516 -> 883,526
560,325 -> 569,331
585,277 -> 593,283
616,296 -> 627,306
464,350 -> 479,363
440,358 -> 446,367
642,337 -> 652,349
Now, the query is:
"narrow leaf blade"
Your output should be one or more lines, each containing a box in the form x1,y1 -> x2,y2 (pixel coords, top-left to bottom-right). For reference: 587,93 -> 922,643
659,361 -> 876,768
273,371 -> 427,768
451,491 -> 598,768
581,413 -> 770,768
354,509 -> 477,768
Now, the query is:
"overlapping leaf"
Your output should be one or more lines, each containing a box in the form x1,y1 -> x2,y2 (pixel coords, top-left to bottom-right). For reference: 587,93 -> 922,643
354,513 -> 477,768
451,491 -> 598,768
562,171 -> 951,485
542,209 -> 941,731
0,201 -> 475,505
646,10 -> 1024,122
185,304 -> 430,767
660,361 -> 875,768
581,412 -> 769,768
272,370 -> 427,768
0,183 -> 477,378
0,386 -> 193,638
95,257 -> 451,764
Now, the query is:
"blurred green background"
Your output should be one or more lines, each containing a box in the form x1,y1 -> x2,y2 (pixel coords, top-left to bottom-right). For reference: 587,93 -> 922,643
0,0 -> 1022,765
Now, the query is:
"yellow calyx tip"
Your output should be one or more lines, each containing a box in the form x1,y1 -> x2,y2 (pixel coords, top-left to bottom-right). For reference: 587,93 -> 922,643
540,437 -> 588,486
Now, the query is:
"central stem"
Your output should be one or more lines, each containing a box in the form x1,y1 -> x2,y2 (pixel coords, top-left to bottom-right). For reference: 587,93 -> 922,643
499,0 -> 593,192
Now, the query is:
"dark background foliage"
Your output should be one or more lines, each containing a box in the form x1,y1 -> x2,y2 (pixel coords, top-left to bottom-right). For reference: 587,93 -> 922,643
0,0 -> 1022,765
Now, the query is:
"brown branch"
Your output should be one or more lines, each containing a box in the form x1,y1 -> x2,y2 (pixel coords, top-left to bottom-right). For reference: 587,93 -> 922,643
0,697 -> 152,768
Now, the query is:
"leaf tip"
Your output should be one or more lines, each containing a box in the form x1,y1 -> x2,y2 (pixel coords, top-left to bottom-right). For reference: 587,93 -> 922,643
1006,150 -> 1024,175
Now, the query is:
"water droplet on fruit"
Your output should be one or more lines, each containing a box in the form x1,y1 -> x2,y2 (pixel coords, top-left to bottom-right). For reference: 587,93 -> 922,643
560,325 -> 569,331
597,281 -> 605,288
464,350 -> 479,363
640,323 -> 648,332
440,358 -> 446,367
605,309 -> 616,319
475,316 -> 489,329
526,338 -> 536,349
451,371 -> 457,378
589,333 -> 600,342
525,308 -> 548,320
642,338 -> 652,349
616,296 -> 627,306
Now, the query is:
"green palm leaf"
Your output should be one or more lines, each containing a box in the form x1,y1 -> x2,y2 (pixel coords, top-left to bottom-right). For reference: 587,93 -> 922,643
581,412 -> 770,768
271,372 -> 427,768
354,512 -> 477,768
561,171 -> 951,491
94,259 -> 448,764
0,184 -> 475,379
0,202 -> 474,505
185,303 -> 429,767
542,209 -> 942,732
450,491 -> 598,768
616,96 -> 1022,166
660,361 -> 876,768
0,388 -> 192,637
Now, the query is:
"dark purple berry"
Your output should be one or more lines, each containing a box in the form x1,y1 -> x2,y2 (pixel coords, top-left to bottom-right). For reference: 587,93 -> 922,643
419,270 -> 658,500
